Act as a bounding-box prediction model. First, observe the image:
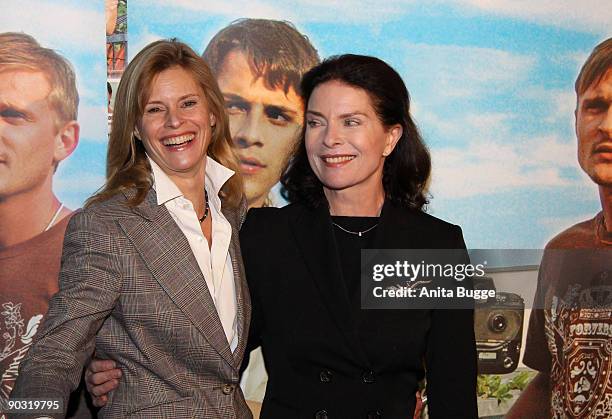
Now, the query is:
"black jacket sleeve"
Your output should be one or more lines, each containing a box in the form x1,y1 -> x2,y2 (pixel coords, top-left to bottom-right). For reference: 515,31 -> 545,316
425,225 -> 478,418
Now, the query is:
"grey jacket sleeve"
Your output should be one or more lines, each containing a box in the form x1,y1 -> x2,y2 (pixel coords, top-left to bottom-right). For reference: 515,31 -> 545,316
10,210 -> 123,418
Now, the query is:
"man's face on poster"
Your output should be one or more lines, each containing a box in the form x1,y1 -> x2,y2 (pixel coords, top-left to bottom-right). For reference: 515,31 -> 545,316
216,49 -> 303,207
0,69 -> 64,199
576,68 -> 612,187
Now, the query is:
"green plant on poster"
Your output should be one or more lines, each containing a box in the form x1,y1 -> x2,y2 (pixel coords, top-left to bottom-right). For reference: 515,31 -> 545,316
477,371 -> 534,405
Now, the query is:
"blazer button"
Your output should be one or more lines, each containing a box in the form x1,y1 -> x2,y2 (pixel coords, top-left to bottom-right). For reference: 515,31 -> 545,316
319,370 -> 333,383
366,410 -> 382,419
314,410 -> 328,419
362,370 -> 376,383
222,384 -> 234,395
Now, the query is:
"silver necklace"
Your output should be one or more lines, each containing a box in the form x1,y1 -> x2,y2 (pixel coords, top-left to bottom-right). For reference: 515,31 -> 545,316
332,222 -> 379,237
44,203 -> 64,232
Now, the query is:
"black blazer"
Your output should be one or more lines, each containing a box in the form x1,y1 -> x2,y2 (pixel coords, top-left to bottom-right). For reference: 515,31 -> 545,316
240,201 -> 477,419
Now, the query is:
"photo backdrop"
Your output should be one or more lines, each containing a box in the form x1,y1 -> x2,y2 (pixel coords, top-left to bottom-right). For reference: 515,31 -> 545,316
2,1 -> 608,249
128,0 -> 610,249
1,2 -> 611,417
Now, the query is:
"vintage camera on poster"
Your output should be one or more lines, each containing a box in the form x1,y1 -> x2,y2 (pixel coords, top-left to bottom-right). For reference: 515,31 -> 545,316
474,277 -> 524,374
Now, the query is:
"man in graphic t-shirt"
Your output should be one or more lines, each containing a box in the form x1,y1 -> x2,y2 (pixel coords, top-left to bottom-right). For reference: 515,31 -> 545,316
0,32 -> 92,418
508,38 -> 612,418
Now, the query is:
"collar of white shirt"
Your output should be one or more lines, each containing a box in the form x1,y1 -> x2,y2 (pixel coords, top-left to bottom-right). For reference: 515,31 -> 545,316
147,155 -> 234,206
146,154 -> 239,352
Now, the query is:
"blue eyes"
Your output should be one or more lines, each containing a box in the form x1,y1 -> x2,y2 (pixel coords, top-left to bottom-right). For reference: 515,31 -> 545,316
145,100 -> 198,114
0,108 -> 26,119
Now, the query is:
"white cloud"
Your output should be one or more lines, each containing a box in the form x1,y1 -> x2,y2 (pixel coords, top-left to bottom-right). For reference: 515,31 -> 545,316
143,0 -> 416,23
401,42 -> 586,200
74,61 -> 107,102
430,134 -> 584,198
548,90 -> 576,124
519,86 -> 576,131
415,106 -> 516,148
465,112 -> 514,132
55,173 -> 105,192
129,29 -> 165,61
0,0 -> 104,52
78,105 -> 108,142
527,135 -> 577,167
147,0 -> 288,19
551,50 -> 591,74
54,174 -> 105,207
453,0 -> 610,34
403,43 -> 536,100
144,0 -> 610,32
540,89 -> 577,140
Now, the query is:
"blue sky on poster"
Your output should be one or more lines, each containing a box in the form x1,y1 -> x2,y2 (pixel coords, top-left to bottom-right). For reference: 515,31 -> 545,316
0,0 -> 107,210
130,0 -> 611,248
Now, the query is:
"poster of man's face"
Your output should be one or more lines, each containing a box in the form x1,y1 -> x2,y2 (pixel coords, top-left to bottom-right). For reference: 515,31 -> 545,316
0,68 -> 63,200
0,31 -> 84,248
1,1 -> 108,214
216,48 -> 303,208
200,19 -> 319,208
576,68 -> 612,188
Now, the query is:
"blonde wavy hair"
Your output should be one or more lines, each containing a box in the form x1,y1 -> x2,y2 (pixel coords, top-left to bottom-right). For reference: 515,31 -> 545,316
87,39 -> 243,208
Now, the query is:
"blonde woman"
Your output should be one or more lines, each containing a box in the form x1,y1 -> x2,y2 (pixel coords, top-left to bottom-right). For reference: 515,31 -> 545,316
11,40 -> 252,419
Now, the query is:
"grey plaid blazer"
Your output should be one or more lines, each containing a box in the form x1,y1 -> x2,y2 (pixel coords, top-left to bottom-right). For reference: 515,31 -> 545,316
11,188 -> 252,419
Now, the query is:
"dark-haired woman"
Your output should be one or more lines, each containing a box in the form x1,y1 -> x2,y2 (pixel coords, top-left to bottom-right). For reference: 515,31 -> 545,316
240,54 -> 477,418
86,54 -> 477,418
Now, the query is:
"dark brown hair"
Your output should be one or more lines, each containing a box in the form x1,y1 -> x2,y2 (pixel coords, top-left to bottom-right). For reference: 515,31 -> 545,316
203,18 -> 319,95
282,54 -> 431,210
575,37 -> 612,97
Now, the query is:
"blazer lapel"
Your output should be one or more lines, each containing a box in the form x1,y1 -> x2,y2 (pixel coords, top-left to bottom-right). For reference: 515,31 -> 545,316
290,204 -> 369,365
222,199 -> 250,370
117,188 -> 235,368
370,200 -> 414,250
360,201 -> 419,296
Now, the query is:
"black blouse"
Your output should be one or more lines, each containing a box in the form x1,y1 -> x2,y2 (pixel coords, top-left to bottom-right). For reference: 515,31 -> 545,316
331,215 -> 378,300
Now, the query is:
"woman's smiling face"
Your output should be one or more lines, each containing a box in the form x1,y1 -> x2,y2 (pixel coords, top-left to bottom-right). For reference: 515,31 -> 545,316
305,80 -> 401,196
137,65 -> 215,180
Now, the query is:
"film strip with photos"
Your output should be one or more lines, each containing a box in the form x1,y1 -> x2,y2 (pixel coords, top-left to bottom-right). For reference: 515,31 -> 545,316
106,0 -> 127,127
